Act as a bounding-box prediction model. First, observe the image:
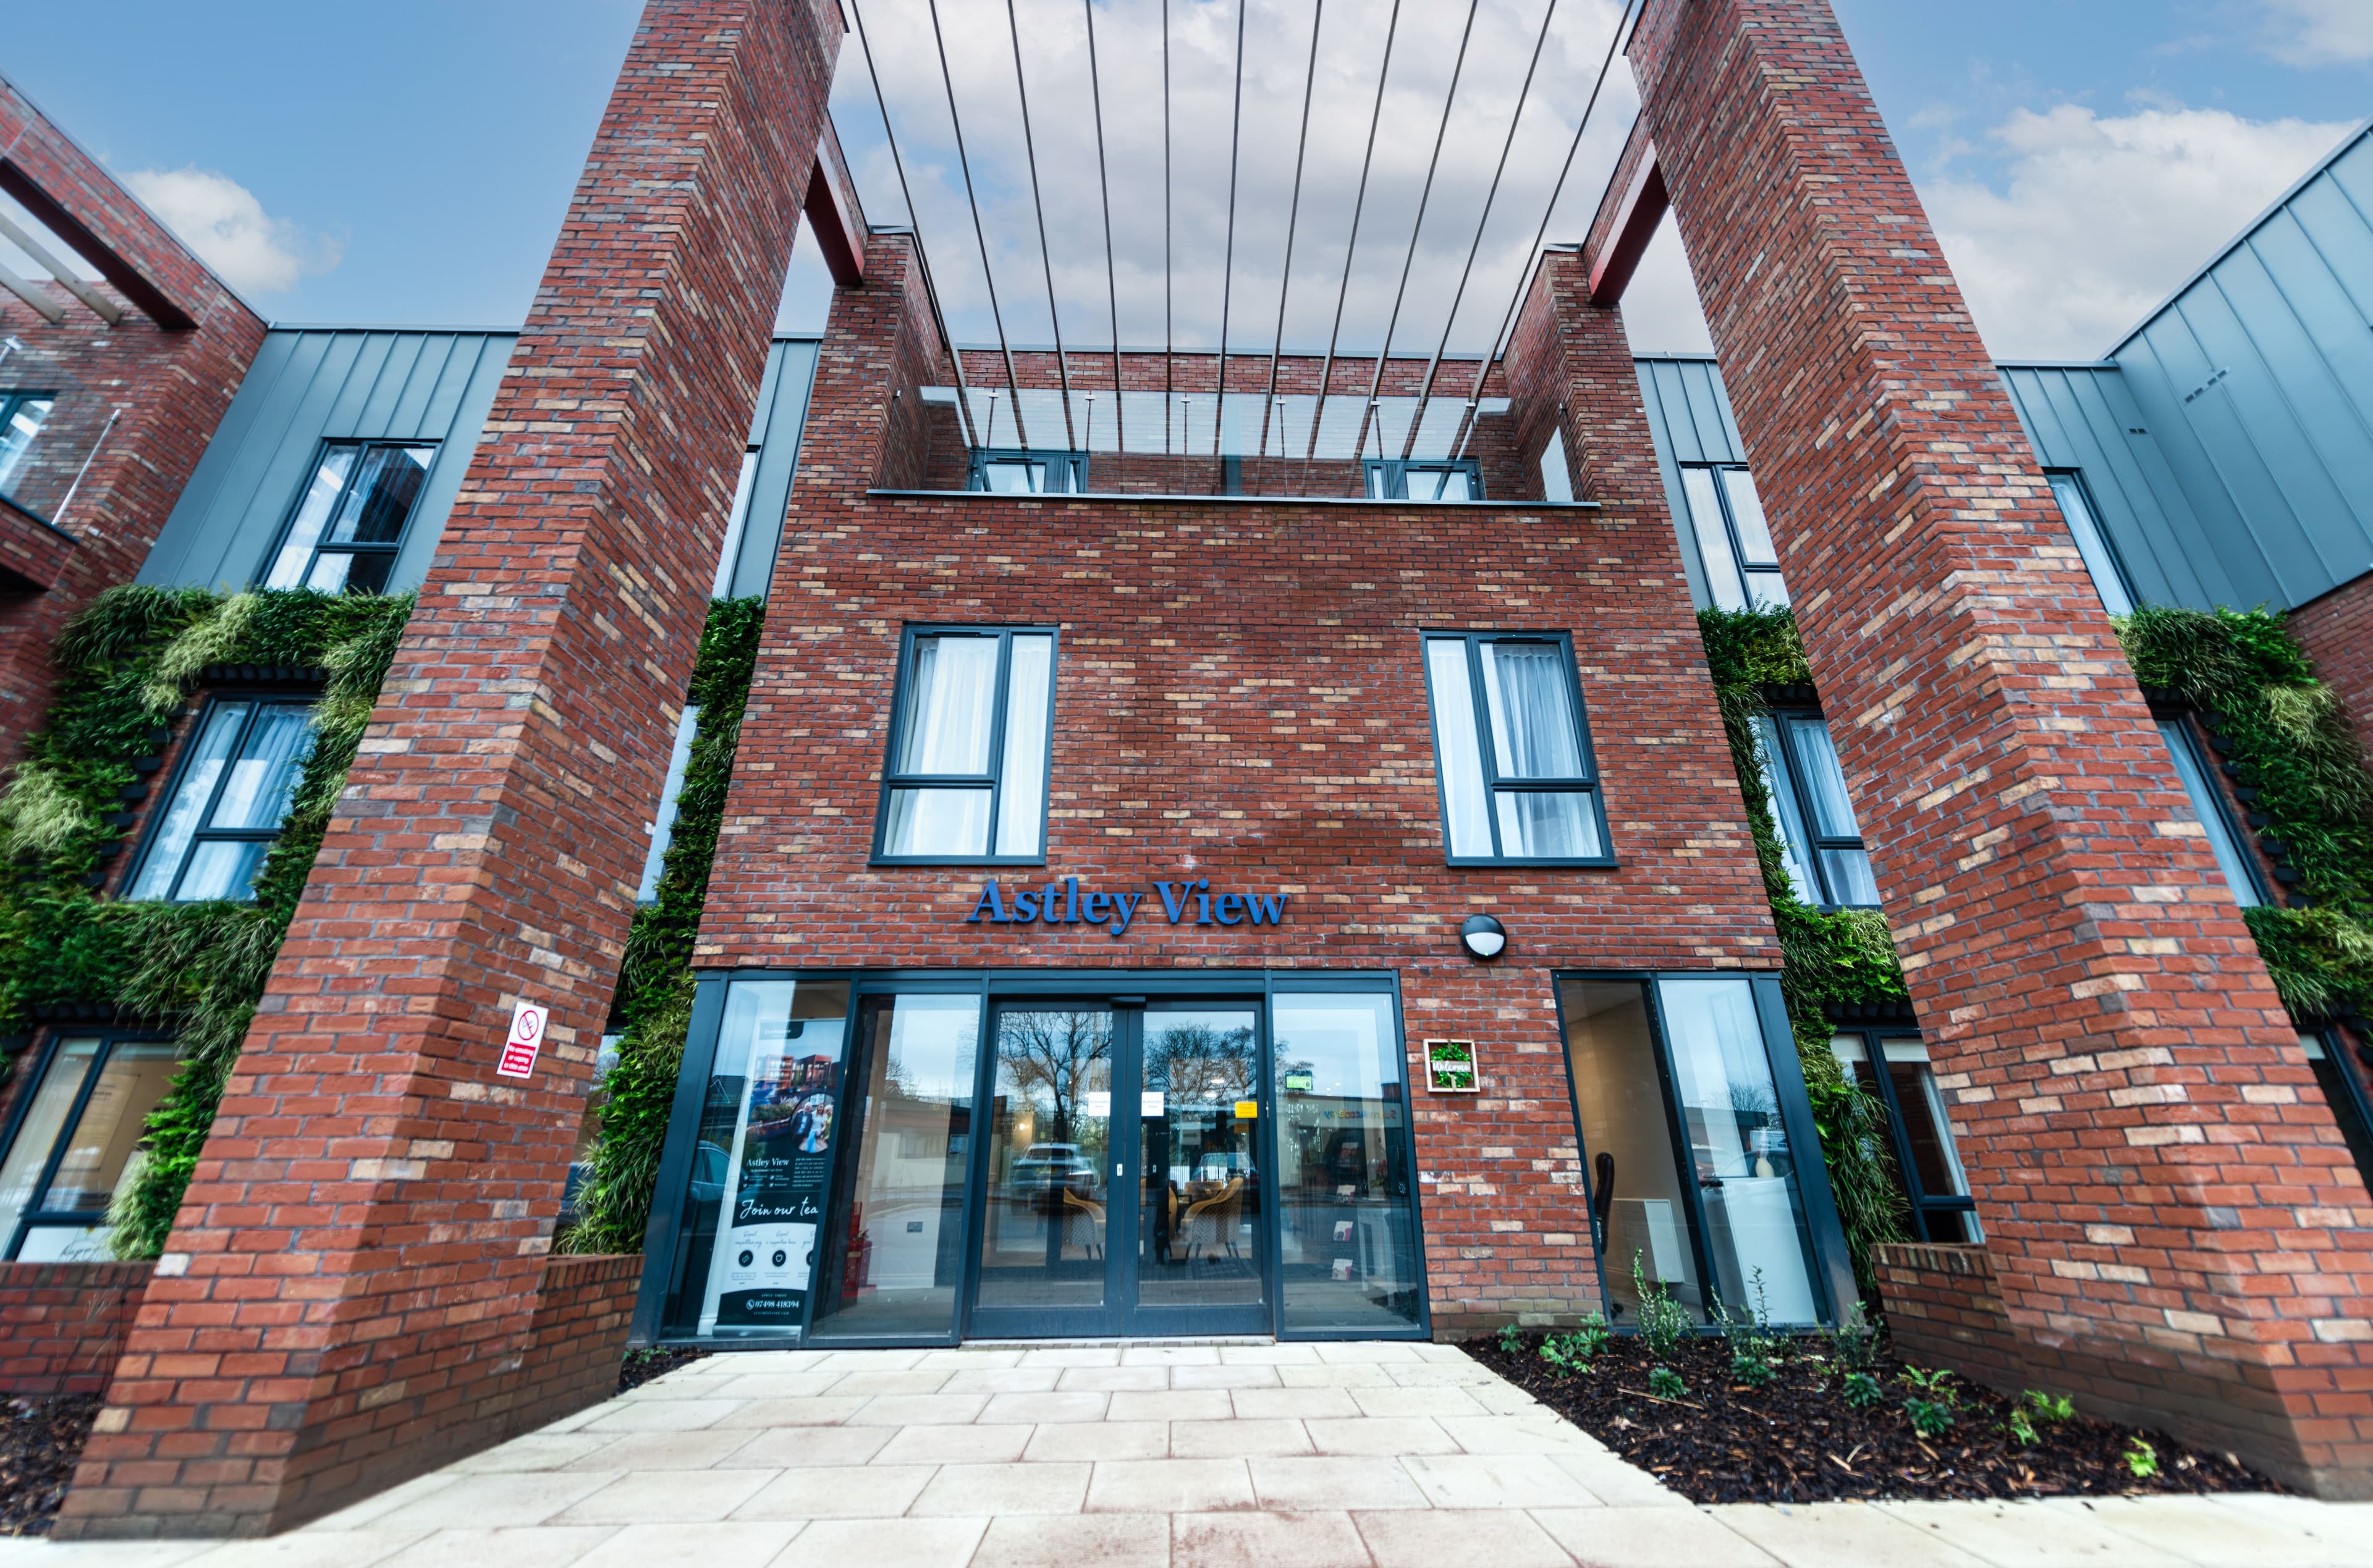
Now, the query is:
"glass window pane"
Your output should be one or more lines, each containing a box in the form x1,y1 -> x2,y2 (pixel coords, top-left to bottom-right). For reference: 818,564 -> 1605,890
983,461 -> 1046,494
1827,1033 -> 1869,1087
1680,467 -> 1746,610
35,1041 -> 179,1221
1559,981 -> 1709,1323
0,397 -> 52,494
1481,643 -> 1585,780
303,552 -> 355,593
1424,640 -> 1491,856
342,552 -> 399,596
1754,716 -> 1821,905
882,787 -> 991,858
2301,1029 -> 2373,1192
2157,718 -> 2260,907
638,705 -> 703,903
1537,429 -> 1574,504
1817,846 -> 1881,906
130,702 -> 249,900
1719,468 -> 1779,566
896,636 -> 999,775
1785,717 -> 1864,838
2049,473 -> 2133,617
673,979 -> 850,1338
172,838 -> 273,903
976,1008 -> 1115,1310
813,993 -> 980,1339
711,450 -> 761,597
1140,1010 -> 1264,1309
994,635 -> 1053,857
263,447 -> 358,591
0,1038 -> 99,1253
1366,466 -> 1393,500
208,704 -> 315,830
1492,790 -> 1602,858
1657,978 -> 1822,1325
1273,992 -> 1419,1333
331,445 -> 433,545
1743,566 -> 1791,609
1411,467 -> 1473,501
1879,1041 -> 1970,1202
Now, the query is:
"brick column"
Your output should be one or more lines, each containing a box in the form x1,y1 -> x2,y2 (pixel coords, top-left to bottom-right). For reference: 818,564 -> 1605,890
57,0 -> 841,1537
1628,0 -> 2373,1495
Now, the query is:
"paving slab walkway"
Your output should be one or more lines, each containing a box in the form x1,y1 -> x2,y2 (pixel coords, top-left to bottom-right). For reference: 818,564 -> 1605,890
4,1342 -> 2367,1567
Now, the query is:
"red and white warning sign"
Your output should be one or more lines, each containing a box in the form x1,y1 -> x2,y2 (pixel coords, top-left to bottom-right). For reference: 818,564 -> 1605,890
497,999 -> 548,1079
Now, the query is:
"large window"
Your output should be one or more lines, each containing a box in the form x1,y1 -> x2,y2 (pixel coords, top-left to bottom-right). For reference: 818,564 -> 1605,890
2046,470 -> 2135,616
709,447 -> 761,597
261,440 -> 437,594
1830,1030 -> 1979,1244
970,449 -> 1087,495
0,1031 -> 179,1260
873,627 -> 1057,864
126,696 -> 317,902
1679,465 -> 1786,611
1757,711 -> 1880,907
1366,459 -> 1481,502
0,391 -> 55,502
1422,633 -> 1610,864
636,706 -> 702,904
2156,715 -> 2264,907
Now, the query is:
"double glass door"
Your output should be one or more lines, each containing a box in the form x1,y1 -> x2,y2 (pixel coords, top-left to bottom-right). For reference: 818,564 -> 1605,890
972,1002 -> 1268,1337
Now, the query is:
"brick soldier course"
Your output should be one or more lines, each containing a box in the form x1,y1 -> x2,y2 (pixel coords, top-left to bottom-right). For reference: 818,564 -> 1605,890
1623,0 -> 2372,1496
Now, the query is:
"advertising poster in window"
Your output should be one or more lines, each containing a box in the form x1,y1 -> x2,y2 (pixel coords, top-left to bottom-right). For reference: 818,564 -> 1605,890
701,1014 -> 846,1332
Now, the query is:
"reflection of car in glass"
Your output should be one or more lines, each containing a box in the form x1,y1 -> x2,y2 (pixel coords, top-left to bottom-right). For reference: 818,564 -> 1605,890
1010,1142 -> 1098,1204
691,1140 -> 732,1205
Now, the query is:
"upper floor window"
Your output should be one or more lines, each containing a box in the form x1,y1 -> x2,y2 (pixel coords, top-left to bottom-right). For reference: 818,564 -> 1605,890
1830,1031 -> 1979,1245
970,449 -> 1087,495
711,447 -> 761,597
1423,633 -> 1609,864
2156,714 -> 2262,907
261,441 -> 437,594
126,696 -> 316,903
0,1029 -> 180,1260
1680,464 -> 1786,611
1758,711 -> 1879,906
1367,459 -> 1481,502
0,391 -> 56,501
2045,470 -> 2135,617
873,626 -> 1057,864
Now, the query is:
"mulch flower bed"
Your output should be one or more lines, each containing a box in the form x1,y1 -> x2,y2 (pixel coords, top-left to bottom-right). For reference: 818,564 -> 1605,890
1469,1328 -> 2279,1504
619,1344 -> 714,1394
0,1395 -> 101,1537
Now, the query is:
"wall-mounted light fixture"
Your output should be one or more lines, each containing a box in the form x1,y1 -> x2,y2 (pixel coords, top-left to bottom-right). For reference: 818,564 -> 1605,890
1459,914 -> 1506,961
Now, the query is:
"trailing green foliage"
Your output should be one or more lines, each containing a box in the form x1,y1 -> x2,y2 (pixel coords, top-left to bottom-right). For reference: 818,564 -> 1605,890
2117,605 -> 2373,1021
1697,607 -> 1910,1286
0,585 -> 414,1257
562,596 -> 767,1255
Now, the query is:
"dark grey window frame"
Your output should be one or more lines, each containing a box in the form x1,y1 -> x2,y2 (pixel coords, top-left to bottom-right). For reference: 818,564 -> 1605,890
1364,457 -> 1483,502
121,688 -> 320,903
0,389 -> 59,506
869,624 -> 1060,868
2043,467 -> 2138,615
256,437 -> 441,594
1420,630 -> 1615,869
967,448 -> 1088,495
0,1026 -> 178,1261
1679,462 -> 1786,609
1831,1024 -> 1979,1246
1761,706 -> 1880,910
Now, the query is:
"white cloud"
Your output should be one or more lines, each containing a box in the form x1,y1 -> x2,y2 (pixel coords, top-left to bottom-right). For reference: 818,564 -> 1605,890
121,166 -> 341,295
2260,0 -> 2373,65
1922,104 -> 2351,360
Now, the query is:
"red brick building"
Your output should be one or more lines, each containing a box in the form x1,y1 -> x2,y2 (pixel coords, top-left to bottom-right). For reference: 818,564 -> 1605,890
0,0 -> 2369,1535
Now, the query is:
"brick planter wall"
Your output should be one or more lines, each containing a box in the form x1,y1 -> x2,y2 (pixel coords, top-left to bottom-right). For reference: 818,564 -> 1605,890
1870,1244 -> 2028,1393
0,1260 -> 154,1396
504,1255 -> 643,1438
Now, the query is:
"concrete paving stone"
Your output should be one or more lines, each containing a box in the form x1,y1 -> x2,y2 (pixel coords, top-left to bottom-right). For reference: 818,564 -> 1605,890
916,1348 -> 1025,1368
1213,1344 -> 1323,1365
1167,1365 -> 1283,1390
1018,1347 -> 1126,1368
911,1461 -> 1094,1515
981,1390 -> 1112,1425
552,1466 -> 780,1524
807,1349 -> 930,1371
1872,1500 -> 2196,1567
729,1464 -> 939,1520
1469,1384 -> 1547,1415
1170,1509 -> 1373,1568
727,1425 -> 895,1467
842,1392 -> 994,1427
623,1376 -> 738,1402
2208,1493 -> 2373,1542
1313,1343 -> 1426,1365
580,1399 -> 743,1433
1086,1458 -> 1259,1514
1412,1343 -> 1480,1365
1121,1344 -> 1224,1367
706,1373 -> 848,1400
821,1370 -> 958,1396
1303,1418 -> 1461,1457
1277,1364 -> 1400,1389
767,1517 -> 988,1567
1707,1502 -> 1996,1567
1385,1363 -> 1500,1388
1230,1386 -> 1364,1421
180,1533 -> 431,1568
1108,1389 -> 1238,1423
1402,1452 -> 1600,1511
295,1472 -> 465,1530
2042,1494 -> 2373,1567
1167,1418 -> 1316,1457
534,1405 -> 613,1435
709,1351 -> 833,1371
371,1526 -> 617,1568
942,1367 -> 1065,1394
705,1396 -> 871,1429
1437,1416 -> 1597,1456
1057,1365 -> 1172,1392
0,1546 -> 217,1568
1248,1455 -> 1432,1511
568,1520 -> 806,1568
1350,1386 -> 1487,1418
450,1434 -> 624,1473
1353,1507 -> 1578,1568
1024,1420 -> 1172,1462
1541,1451 -> 1687,1509
971,1511 -> 1172,1568
366,1470 -> 628,1531
1531,1504 -> 1782,1567
557,1430 -> 766,1472
873,1422 -> 1036,1464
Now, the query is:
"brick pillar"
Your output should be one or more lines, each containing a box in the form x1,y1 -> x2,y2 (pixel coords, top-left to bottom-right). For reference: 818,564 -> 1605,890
1628,0 -> 2373,1495
57,0 -> 841,1537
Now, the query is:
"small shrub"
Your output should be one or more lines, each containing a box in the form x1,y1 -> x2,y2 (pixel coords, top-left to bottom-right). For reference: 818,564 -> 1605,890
1903,1396 -> 1956,1438
1497,1323 -> 1525,1355
1631,1250 -> 1694,1360
2023,1390 -> 2075,1424
2002,1404 -> 2038,1447
1648,1365 -> 1687,1400
1897,1365 -> 1958,1405
1826,1301 -> 1881,1376
1540,1314 -> 1612,1374
1841,1370 -> 1884,1409
1715,1269 -> 1780,1388
2125,1438 -> 2160,1480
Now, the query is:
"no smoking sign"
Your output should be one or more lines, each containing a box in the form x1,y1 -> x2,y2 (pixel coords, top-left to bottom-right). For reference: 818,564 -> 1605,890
497,999 -> 548,1079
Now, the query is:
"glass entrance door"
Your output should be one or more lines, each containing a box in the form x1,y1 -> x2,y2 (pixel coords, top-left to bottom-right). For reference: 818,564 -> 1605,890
1130,1006 -> 1267,1335
972,1006 -> 1121,1336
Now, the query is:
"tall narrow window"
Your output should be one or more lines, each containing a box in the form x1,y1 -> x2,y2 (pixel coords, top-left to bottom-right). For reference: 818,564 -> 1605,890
0,392 -> 56,500
261,441 -> 437,594
126,698 -> 317,902
1678,465 -> 1787,610
1830,1032 -> 1979,1244
1423,633 -> 1609,864
709,447 -> 761,597
2046,470 -> 2135,617
2156,715 -> 2263,906
1537,428 -> 1575,504
637,706 -> 702,904
1756,712 -> 1880,906
874,626 -> 1057,863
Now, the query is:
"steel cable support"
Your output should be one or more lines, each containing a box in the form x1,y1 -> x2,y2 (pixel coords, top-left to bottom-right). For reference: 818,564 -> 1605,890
1257,0 -> 1327,466
927,0 -> 1032,447
1211,0 -> 1248,458
1083,0 -> 1127,456
1005,0 -> 1080,451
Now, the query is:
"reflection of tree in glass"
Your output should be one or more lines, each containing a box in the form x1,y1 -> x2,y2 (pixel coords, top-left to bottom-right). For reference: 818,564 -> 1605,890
1727,1079 -> 1777,1124
1144,1022 -> 1255,1100
999,1010 -> 1112,1134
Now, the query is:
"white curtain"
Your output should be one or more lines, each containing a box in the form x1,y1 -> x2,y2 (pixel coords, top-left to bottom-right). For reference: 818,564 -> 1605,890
1483,643 -> 1583,778
128,703 -> 248,900
897,638 -> 997,773
1425,639 -> 1491,856
996,636 -> 1053,855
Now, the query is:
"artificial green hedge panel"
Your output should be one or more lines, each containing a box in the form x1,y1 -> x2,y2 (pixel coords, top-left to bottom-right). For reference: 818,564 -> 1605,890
0,585 -> 413,1257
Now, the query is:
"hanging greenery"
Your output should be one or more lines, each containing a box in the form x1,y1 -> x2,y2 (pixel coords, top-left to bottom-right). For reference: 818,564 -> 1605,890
560,596 -> 766,1256
0,584 -> 414,1257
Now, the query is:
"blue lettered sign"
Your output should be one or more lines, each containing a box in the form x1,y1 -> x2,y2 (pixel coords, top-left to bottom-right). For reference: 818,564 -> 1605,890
968,875 -> 1288,937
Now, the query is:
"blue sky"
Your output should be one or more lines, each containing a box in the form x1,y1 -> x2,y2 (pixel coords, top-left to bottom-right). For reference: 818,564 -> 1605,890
3,0 -> 2366,360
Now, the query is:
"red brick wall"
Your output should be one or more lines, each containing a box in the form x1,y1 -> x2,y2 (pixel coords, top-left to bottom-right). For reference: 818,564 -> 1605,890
0,1260 -> 153,1396
503,1254 -> 642,1438
699,232 -> 1780,1333
56,0 -> 842,1540
1630,0 -> 2373,1497
2290,571 -> 2373,761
